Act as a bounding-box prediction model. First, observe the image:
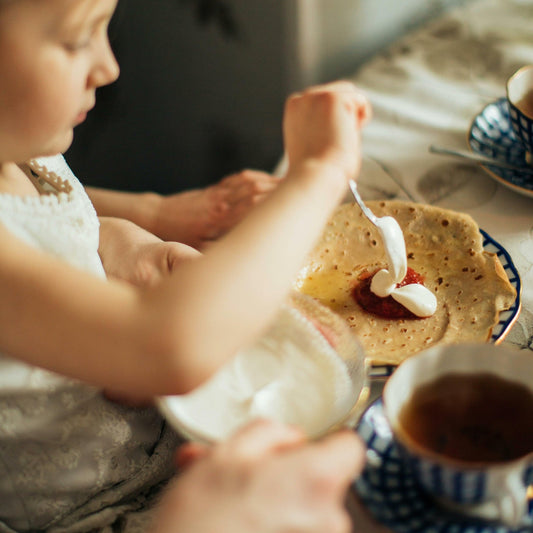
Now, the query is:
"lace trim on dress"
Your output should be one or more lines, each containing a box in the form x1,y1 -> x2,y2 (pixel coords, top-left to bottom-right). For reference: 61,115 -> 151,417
0,160 -> 76,213
26,159 -> 73,195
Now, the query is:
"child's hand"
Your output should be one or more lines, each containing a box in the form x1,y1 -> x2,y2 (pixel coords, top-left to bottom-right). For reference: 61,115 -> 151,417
98,217 -> 201,287
151,170 -> 281,249
283,81 -> 371,184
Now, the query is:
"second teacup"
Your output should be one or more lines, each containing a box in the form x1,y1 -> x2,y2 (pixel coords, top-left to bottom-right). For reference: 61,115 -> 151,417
507,64 -> 533,164
383,342 -> 533,527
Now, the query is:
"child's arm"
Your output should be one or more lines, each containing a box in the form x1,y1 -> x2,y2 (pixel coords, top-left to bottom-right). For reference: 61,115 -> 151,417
86,169 -> 281,250
0,82 -> 370,397
97,216 -> 201,287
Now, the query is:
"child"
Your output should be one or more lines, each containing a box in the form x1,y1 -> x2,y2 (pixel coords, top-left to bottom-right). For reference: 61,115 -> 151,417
0,0 -> 370,531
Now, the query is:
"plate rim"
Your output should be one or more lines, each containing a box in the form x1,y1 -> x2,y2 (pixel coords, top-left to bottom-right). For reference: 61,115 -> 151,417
467,97 -> 533,199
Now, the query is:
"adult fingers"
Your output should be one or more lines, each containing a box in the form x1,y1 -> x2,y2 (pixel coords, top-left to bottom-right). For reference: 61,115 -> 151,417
175,441 -> 210,469
305,430 -> 367,495
218,419 -> 307,461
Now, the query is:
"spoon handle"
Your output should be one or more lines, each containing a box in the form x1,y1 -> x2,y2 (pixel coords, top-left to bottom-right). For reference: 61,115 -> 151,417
349,180 -> 379,227
429,145 -> 533,173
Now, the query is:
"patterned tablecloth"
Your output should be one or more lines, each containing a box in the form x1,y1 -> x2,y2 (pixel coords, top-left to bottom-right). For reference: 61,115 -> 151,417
351,0 -> 533,352
333,0 -> 533,530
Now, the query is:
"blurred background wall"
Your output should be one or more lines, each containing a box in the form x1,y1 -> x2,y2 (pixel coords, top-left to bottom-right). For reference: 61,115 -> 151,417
65,0 -> 472,193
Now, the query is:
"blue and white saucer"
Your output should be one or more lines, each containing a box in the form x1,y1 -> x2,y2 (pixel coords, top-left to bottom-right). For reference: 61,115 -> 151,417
352,399 -> 533,533
468,97 -> 533,198
370,230 -> 521,379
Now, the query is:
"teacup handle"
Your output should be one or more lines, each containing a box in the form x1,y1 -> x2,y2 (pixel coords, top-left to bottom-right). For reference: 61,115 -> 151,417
497,469 -> 528,527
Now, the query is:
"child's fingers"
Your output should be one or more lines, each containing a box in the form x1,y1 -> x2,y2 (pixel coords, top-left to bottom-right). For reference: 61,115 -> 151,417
290,81 -> 371,128
356,92 -> 372,126
299,79 -> 361,95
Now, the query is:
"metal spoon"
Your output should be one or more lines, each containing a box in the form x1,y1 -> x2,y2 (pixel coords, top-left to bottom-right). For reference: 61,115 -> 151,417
429,144 -> 533,173
349,180 -> 379,227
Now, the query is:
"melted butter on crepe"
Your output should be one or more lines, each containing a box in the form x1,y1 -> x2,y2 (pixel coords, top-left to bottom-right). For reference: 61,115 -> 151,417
294,201 -> 517,366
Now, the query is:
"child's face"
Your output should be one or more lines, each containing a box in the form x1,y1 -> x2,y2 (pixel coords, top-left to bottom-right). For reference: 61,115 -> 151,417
0,0 -> 120,162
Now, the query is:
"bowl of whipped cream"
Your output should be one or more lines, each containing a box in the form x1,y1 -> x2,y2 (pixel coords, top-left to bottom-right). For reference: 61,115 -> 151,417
157,292 -> 369,443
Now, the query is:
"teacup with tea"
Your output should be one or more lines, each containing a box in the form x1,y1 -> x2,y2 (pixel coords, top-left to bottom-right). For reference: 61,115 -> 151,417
383,342 -> 533,527
507,65 -> 533,164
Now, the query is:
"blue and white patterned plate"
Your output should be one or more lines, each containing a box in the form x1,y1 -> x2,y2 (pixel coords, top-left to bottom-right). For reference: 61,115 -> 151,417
468,97 -> 533,199
353,399 -> 533,533
370,230 -> 521,379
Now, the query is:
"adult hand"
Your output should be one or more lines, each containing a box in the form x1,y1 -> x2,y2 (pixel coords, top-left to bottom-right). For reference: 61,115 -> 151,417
283,81 -> 371,185
152,420 -> 366,533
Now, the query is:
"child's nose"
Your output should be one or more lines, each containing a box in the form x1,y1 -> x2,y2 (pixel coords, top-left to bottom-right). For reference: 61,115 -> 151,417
90,40 -> 120,89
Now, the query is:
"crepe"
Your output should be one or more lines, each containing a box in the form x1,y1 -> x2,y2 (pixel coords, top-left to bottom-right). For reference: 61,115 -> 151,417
294,200 -> 517,366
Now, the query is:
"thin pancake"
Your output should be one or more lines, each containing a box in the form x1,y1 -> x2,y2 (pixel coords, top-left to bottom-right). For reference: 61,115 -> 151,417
294,201 -> 517,366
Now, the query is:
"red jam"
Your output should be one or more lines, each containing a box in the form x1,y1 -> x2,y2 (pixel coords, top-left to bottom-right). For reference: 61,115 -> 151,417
353,267 -> 426,319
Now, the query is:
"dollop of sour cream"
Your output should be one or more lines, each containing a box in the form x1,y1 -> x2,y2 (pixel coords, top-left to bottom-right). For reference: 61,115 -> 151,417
370,216 -> 437,317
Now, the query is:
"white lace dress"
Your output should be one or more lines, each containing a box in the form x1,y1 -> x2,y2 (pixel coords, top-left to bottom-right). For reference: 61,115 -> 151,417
0,155 -> 180,533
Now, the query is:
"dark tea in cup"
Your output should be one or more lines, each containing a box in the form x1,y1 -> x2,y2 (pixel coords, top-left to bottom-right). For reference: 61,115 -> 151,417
398,372 -> 533,463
